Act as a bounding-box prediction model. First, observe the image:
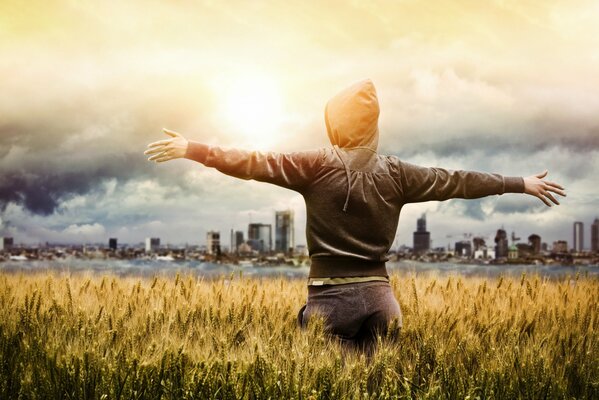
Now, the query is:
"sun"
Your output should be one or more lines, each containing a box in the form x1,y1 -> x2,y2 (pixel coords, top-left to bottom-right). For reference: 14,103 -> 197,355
217,74 -> 284,149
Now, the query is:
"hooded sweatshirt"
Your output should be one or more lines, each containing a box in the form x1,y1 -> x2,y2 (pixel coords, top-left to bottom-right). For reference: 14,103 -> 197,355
184,79 -> 525,278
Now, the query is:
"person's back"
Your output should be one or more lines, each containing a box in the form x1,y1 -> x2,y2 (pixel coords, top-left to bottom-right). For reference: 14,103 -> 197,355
144,78 -> 566,357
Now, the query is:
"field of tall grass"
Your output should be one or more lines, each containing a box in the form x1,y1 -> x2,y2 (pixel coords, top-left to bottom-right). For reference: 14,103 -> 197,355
0,270 -> 596,399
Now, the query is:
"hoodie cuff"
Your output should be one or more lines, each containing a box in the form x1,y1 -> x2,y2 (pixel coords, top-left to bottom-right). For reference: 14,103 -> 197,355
503,176 -> 525,193
184,141 -> 210,164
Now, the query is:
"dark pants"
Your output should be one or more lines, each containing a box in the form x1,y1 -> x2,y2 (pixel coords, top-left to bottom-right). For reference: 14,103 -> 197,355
297,280 -> 402,356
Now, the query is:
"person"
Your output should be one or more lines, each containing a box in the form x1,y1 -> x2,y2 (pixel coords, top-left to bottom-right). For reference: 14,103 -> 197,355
144,79 -> 566,357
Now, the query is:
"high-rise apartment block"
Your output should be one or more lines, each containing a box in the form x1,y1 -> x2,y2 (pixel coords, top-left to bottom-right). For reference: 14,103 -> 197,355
494,229 -> 508,258
455,240 -> 472,257
528,234 -> 541,255
0,237 -> 13,252
573,221 -> 584,252
145,237 -> 160,253
206,231 -> 221,255
591,218 -> 599,253
275,210 -> 294,253
248,223 -> 272,253
413,214 -> 430,254
230,229 -> 244,253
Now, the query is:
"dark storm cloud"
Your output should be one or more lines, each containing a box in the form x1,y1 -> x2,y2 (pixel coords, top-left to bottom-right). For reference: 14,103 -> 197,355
492,198 -> 546,215
0,151 -> 142,215
388,129 -> 599,160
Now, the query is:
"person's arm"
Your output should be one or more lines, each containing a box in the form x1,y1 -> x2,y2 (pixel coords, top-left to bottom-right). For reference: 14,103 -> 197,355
393,158 -> 565,206
145,129 -> 323,192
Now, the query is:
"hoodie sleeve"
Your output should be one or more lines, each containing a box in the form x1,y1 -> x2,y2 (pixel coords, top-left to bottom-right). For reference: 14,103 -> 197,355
183,141 -> 323,192
394,159 -> 525,203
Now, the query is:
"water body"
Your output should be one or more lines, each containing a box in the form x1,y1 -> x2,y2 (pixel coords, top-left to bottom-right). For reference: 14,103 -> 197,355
0,259 -> 597,279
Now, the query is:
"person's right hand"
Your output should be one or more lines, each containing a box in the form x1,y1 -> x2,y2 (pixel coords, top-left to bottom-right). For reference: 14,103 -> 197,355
523,170 -> 566,207
144,128 -> 189,163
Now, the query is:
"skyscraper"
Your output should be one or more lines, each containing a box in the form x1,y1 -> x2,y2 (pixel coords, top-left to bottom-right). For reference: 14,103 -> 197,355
472,237 -> 486,252
206,231 -> 221,255
108,238 -> 117,251
413,214 -> 430,254
573,221 -> 584,252
591,218 -> 599,253
0,237 -> 13,252
248,223 -> 272,253
145,237 -> 160,253
528,234 -> 541,255
454,240 -> 472,257
230,229 -> 244,253
494,229 -> 508,258
275,210 -> 294,253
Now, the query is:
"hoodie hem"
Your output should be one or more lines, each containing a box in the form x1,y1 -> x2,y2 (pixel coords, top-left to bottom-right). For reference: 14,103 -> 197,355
309,257 -> 388,278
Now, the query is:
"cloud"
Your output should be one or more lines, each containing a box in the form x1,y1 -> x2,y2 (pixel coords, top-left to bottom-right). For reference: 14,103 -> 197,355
62,223 -> 105,237
491,196 -> 548,215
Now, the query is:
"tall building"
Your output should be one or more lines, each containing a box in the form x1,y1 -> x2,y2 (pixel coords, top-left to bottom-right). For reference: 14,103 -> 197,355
573,221 -> 584,252
145,237 -> 160,253
248,223 -> 272,253
206,231 -> 221,255
230,229 -> 244,253
413,214 -> 430,254
108,238 -> 117,251
591,218 -> 599,253
494,229 -> 508,258
0,237 -> 14,252
275,210 -> 294,253
528,234 -> 541,255
455,240 -> 472,257
472,237 -> 486,252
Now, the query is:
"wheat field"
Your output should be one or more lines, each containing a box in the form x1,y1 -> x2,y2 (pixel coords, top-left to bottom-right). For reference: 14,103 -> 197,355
0,270 -> 596,399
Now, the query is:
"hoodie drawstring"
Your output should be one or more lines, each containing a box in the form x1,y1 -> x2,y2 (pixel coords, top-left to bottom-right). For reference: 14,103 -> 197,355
333,144 -> 351,212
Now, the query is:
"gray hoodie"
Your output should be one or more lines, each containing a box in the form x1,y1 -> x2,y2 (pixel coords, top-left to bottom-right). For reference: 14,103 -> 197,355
184,79 -> 525,278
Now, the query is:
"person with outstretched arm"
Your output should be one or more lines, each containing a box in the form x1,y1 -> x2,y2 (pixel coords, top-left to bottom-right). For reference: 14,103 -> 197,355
144,79 -> 566,357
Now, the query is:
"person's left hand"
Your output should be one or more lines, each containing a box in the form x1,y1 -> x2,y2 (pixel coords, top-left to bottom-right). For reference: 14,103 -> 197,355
144,128 -> 189,163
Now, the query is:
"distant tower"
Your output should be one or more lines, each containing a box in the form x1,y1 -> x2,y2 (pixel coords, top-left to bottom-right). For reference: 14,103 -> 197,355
472,237 -> 486,252
528,234 -> 541,255
573,221 -> 584,252
145,237 -> 160,253
454,240 -> 472,257
413,214 -> 430,254
0,237 -> 14,252
591,218 -> 599,253
108,238 -> 117,251
275,210 -> 294,254
206,231 -> 221,255
494,229 -> 508,258
248,223 -> 272,253
230,230 -> 244,253
236,231 -> 244,250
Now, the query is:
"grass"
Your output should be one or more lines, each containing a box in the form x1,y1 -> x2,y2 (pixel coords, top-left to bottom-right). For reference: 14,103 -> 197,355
0,270 -> 597,399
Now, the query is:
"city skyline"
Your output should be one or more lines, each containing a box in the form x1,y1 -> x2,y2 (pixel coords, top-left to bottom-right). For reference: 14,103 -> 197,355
1,1 -> 599,249
3,214 -> 598,254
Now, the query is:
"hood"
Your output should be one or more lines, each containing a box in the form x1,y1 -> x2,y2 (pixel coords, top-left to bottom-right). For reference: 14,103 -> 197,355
324,78 -> 380,151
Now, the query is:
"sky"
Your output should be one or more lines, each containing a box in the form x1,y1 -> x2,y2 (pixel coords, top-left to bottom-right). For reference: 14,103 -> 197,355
1,0 -> 598,250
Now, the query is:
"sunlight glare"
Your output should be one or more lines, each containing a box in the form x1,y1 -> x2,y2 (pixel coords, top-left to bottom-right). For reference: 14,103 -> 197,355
217,74 -> 284,149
